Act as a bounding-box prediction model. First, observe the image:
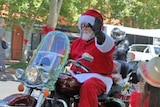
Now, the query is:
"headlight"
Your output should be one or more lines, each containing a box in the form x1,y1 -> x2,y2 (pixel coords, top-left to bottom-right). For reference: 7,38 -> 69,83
41,72 -> 50,83
16,68 -> 25,79
26,66 -> 38,83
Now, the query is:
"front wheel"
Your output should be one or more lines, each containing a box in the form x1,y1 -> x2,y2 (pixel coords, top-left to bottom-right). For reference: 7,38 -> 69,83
3,94 -> 37,107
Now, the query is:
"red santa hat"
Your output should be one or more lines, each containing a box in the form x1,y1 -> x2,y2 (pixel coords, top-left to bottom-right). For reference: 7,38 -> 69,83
78,9 -> 103,30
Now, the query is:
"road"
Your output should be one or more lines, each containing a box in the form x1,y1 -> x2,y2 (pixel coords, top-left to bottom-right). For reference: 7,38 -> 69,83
0,70 -> 22,99
0,81 -> 22,99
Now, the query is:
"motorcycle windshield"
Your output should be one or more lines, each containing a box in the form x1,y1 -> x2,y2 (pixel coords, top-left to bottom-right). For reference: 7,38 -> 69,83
29,31 -> 70,70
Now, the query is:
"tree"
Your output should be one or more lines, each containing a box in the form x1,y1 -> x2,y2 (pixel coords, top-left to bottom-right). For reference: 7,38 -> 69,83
60,0 -> 110,26
59,0 -> 160,29
48,0 -> 63,28
108,0 -> 160,28
1,0 -> 160,61
0,0 -> 63,61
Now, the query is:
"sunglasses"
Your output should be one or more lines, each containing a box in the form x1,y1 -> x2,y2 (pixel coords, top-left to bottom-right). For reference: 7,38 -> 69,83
81,23 -> 90,28
113,32 -> 121,36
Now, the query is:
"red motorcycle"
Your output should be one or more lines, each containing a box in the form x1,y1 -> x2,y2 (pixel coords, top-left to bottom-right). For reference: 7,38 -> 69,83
46,58 -> 138,107
0,30 -> 136,107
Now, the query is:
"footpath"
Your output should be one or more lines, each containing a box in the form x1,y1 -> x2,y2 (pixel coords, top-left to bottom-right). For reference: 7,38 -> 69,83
0,59 -> 20,81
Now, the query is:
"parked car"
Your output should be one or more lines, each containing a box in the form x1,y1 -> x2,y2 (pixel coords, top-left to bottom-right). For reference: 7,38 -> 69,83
127,44 -> 160,62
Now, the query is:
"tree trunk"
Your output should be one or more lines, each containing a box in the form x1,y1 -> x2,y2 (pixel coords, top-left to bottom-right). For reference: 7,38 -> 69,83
21,0 -> 63,62
48,0 -> 63,28
21,28 -> 30,62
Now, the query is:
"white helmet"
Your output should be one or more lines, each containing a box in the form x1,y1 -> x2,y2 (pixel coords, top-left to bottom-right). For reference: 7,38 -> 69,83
111,27 -> 126,42
138,56 -> 160,88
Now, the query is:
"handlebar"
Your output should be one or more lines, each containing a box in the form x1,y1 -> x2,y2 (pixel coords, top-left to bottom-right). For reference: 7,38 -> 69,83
66,59 -> 90,72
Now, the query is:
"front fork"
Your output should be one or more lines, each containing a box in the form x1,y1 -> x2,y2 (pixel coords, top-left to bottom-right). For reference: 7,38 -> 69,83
25,87 -> 68,107
36,92 -> 45,107
25,87 -> 45,107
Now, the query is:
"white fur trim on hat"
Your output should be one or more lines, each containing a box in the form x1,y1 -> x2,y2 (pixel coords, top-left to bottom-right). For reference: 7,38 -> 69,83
78,15 -> 95,30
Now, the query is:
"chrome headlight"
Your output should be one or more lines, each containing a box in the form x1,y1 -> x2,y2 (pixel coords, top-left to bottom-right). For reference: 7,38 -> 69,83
41,72 -> 50,83
16,68 -> 25,79
26,66 -> 38,83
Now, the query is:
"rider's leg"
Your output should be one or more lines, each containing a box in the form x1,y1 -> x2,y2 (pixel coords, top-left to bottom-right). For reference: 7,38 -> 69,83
78,77 -> 106,107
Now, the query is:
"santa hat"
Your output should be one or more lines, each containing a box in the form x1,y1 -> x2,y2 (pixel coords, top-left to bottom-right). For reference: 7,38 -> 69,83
78,9 -> 103,30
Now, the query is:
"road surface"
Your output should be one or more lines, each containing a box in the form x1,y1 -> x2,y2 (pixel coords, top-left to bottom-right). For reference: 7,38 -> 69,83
0,81 -> 22,99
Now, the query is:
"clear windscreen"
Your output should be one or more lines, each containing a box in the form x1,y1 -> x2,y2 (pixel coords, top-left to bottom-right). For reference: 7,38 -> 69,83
29,31 -> 69,68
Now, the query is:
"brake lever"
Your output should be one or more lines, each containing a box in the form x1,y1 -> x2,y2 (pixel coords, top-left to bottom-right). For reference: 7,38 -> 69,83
66,59 -> 90,72
76,61 -> 90,72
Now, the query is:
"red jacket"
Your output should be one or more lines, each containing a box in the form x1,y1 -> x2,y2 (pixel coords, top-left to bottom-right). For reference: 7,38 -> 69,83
69,38 -> 115,76
129,91 -> 149,107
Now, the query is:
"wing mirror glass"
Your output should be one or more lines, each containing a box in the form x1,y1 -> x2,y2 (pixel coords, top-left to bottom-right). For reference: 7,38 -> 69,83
81,53 -> 94,62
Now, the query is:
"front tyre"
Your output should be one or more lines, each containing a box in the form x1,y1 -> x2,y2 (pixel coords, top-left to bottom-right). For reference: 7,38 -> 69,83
3,94 -> 37,107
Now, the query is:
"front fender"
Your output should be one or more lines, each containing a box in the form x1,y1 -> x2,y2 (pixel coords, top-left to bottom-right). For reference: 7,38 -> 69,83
3,93 -> 37,106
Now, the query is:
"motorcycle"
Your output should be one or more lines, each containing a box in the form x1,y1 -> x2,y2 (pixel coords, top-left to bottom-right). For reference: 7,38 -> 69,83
0,30 -> 70,107
0,30 -> 138,107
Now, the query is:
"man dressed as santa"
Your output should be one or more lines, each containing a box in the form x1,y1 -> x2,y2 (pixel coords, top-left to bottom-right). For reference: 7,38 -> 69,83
69,9 -> 115,107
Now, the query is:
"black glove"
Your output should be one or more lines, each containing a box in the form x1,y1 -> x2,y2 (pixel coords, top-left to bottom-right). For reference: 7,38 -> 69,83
88,17 -> 102,36
88,17 -> 105,45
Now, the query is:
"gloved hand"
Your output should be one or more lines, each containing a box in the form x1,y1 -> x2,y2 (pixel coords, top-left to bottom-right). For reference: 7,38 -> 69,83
88,17 -> 105,45
88,17 -> 103,36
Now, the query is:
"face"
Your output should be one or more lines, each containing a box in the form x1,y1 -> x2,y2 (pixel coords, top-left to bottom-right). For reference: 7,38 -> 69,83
113,32 -> 121,37
81,23 -> 94,41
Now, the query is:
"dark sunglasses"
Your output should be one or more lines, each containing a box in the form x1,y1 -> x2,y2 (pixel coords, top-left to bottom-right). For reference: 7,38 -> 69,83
81,23 -> 90,28
113,32 -> 121,36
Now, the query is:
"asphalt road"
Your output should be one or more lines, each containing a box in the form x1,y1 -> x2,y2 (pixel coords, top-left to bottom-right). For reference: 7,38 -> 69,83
0,70 -> 22,99
0,81 -> 22,99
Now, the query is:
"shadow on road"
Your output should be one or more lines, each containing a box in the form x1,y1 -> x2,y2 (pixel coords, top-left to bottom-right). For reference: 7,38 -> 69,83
0,71 -> 17,81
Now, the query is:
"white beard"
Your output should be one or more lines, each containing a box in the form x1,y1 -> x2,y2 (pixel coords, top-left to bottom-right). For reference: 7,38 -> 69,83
81,32 -> 94,41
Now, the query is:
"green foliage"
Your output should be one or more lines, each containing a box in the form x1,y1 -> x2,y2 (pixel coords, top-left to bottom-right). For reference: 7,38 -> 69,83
60,0 -> 160,28
1,0 -> 160,30
0,0 -> 160,62
9,62 -> 28,69
0,0 -> 49,27
60,0 -> 109,26
108,0 -> 160,28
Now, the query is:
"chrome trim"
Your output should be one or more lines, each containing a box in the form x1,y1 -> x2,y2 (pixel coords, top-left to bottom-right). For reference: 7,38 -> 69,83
23,82 -> 44,88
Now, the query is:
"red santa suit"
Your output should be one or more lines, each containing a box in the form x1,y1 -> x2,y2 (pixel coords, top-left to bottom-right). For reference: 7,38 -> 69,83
69,9 -> 115,107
